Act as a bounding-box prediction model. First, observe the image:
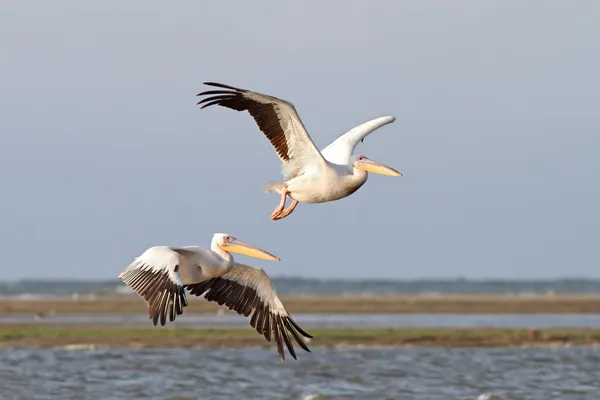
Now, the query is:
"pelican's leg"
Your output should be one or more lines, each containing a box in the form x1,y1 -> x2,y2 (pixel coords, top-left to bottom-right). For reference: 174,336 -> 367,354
272,199 -> 299,220
269,189 -> 289,220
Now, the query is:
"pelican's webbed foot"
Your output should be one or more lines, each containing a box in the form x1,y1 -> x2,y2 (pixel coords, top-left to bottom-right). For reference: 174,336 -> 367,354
269,189 -> 288,220
271,199 -> 299,220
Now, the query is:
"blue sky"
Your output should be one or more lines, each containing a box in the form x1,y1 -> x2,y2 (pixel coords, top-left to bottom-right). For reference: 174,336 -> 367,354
1,1 -> 598,280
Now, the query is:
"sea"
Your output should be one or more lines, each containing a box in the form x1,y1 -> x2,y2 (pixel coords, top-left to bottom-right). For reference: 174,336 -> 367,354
1,346 -> 599,400
1,278 -> 600,299
2,279 -> 600,399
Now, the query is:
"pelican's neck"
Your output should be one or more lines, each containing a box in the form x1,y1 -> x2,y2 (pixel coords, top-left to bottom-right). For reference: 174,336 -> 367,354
331,165 -> 368,196
211,237 -> 233,265
351,166 -> 369,184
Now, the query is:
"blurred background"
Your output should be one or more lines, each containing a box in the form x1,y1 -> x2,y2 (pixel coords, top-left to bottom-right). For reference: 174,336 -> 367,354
1,1 -> 599,399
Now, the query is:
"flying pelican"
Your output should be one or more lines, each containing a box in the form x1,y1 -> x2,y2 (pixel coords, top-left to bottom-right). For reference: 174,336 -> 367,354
117,233 -> 312,361
196,82 -> 402,220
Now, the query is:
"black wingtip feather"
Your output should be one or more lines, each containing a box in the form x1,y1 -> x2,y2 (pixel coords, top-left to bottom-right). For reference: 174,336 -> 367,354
272,319 -> 285,362
288,315 -> 314,338
283,318 -> 310,353
197,90 -> 237,97
203,82 -> 247,92
120,266 -> 188,328
278,315 -> 297,360
197,94 -> 235,104
186,276 -> 312,361
195,84 -> 293,163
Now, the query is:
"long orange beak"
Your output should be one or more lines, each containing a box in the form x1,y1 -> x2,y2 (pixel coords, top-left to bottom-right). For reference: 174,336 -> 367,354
355,157 -> 402,177
221,239 -> 281,261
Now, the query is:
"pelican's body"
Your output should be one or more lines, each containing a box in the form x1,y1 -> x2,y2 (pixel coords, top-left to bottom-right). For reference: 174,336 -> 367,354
272,161 -> 366,204
197,82 -> 402,220
118,233 -> 312,361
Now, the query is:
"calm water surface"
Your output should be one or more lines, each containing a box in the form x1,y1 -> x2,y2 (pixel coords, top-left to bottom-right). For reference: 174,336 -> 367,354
3,313 -> 600,329
1,346 -> 599,400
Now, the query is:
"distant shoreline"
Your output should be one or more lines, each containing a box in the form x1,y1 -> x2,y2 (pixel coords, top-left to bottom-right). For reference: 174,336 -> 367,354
1,326 -> 600,349
2,294 -> 600,315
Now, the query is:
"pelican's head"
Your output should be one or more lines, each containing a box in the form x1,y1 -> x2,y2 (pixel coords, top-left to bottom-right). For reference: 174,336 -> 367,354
352,155 -> 402,177
213,233 -> 281,262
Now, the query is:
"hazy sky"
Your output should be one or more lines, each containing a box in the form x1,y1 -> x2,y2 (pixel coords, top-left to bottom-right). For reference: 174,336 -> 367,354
1,1 -> 598,280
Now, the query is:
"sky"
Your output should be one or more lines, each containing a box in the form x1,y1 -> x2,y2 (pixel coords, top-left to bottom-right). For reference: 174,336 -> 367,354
0,1 -> 598,280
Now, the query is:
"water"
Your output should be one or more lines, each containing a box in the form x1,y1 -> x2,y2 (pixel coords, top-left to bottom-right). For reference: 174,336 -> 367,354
2,277 -> 600,298
1,346 -> 599,399
3,313 -> 600,329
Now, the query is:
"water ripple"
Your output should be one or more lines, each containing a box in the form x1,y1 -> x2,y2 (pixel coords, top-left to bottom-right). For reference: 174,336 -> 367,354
1,346 -> 599,399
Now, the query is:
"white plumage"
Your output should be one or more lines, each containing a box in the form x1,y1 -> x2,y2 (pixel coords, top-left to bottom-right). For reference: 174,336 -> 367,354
197,82 -> 402,220
118,233 -> 312,361
320,116 -> 397,165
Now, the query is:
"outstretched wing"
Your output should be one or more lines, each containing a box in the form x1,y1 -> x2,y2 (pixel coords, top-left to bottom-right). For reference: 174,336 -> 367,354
321,116 -> 396,165
185,263 -> 313,362
197,82 -> 326,180
118,246 -> 193,326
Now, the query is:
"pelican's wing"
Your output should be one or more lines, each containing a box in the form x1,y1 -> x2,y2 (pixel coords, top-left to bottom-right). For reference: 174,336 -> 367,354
196,82 -> 326,179
321,116 -> 396,165
185,263 -> 313,361
118,246 -> 197,326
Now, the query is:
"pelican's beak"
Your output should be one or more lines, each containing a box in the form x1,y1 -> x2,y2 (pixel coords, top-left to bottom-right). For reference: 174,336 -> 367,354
222,239 -> 281,262
355,157 -> 403,177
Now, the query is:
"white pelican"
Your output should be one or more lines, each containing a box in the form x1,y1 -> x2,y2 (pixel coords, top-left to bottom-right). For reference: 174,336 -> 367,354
196,82 -> 402,220
117,233 -> 312,361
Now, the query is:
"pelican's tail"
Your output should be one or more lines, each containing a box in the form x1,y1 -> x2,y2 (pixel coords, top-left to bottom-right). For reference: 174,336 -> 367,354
264,182 -> 286,195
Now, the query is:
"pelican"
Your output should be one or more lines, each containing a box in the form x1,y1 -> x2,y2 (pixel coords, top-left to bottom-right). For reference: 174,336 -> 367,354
196,82 -> 402,220
117,233 -> 312,361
